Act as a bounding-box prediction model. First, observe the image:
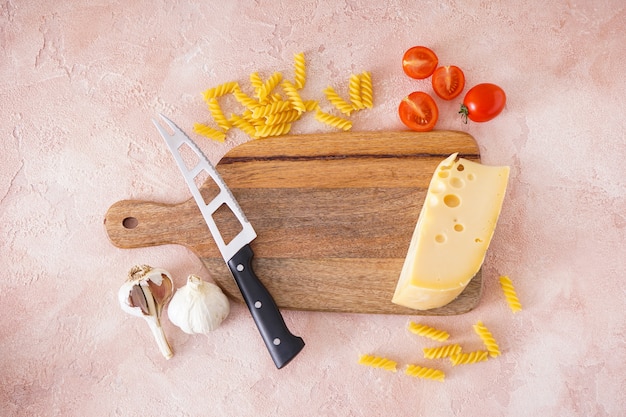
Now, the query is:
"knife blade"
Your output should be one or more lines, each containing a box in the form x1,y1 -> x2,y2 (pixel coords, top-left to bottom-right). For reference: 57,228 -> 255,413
153,114 -> 305,369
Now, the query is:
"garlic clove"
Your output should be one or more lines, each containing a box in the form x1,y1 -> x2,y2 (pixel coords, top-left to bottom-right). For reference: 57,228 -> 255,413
118,265 -> 174,359
168,274 -> 230,335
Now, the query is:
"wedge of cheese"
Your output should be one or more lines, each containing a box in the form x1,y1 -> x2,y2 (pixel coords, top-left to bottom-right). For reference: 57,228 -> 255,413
392,153 -> 509,310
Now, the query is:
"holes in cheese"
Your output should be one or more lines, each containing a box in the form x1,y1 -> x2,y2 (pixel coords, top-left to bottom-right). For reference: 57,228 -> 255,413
392,153 -> 509,310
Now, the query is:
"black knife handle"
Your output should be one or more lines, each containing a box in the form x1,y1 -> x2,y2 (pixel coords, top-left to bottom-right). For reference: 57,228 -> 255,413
227,244 -> 305,369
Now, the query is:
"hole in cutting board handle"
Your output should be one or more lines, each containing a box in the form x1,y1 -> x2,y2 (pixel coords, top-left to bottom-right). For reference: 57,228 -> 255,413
122,217 -> 138,229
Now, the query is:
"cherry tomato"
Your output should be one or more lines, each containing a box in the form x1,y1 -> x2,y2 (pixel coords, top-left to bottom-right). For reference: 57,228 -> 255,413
402,46 -> 438,79
459,83 -> 506,123
398,91 -> 439,132
432,65 -> 465,100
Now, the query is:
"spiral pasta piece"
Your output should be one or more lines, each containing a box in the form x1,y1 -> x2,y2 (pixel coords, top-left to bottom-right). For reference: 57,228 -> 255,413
358,354 -> 397,372
251,100 -> 293,119
473,321 -> 501,358
265,109 -> 302,126
323,86 -> 354,115
449,350 -> 489,366
408,322 -> 450,342
314,109 -> 352,131
254,122 -> 291,138
423,343 -> 462,359
348,73 -> 365,110
499,275 -> 522,313
404,364 -> 445,382
232,87 -> 259,109
257,72 -> 283,103
207,98 -> 231,131
293,52 -> 306,89
192,123 -> 226,143
202,81 -> 239,101
303,100 -> 320,112
359,71 -> 373,109
281,80 -> 306,113
249,72 -> 263,95
229,114 -> 259,139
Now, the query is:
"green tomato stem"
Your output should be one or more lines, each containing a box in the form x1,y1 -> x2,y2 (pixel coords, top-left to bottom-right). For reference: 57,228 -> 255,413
459,104 -> 469,124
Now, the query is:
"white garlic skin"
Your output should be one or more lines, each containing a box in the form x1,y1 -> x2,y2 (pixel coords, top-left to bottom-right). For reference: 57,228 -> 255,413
168,274 -> 230,335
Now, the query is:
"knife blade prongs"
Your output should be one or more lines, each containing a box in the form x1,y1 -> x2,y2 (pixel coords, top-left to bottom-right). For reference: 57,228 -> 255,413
152,114 -> 257,262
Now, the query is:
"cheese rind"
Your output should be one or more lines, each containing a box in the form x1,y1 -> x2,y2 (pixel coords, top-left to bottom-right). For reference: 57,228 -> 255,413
392,153 -> 509,310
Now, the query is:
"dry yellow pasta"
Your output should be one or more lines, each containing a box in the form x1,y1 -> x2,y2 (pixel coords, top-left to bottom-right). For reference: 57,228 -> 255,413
293,52 -> 306,89
229,114 -> 259,139
232,86 -> 259,108
196,52 -> 373,142
358,354 -> 397,372
255,122 -> 291,138
202,81 -> 239,101
303,100 -> 320,112
257,72 -> 283,103
251,100 -> 293,119
359,71 -> 373,109
408,322 -> 450,342
405,364 -> 445,382
423,343 -> 462,359
249,72 -> 263,94
206,98 -> 231,131
314,109 -> 352,131
450,350 -> 489,366
473,321 -> 500,358
348,73 -> 365,110
265,109 -> 302,126
281,80 -> 306,113
499,275 -> 522,313
192,123 -> 226,143
322,86 -> 354,115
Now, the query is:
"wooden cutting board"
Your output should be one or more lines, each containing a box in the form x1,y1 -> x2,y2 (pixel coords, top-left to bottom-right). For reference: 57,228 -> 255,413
105,130 -> 483,315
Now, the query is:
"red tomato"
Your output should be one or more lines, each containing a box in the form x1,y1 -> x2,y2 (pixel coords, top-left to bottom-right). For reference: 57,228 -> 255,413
459,83 -> 506,123
432,65 -> 465,100
398,91 -> 439,132
402,46 -> 438,79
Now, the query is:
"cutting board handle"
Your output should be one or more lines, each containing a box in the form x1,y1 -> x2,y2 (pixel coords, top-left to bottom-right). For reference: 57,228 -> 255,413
104,199 -> 204,249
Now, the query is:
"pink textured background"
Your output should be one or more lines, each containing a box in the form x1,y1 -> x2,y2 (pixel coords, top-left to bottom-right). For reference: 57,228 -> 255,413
2,1 -> 625,416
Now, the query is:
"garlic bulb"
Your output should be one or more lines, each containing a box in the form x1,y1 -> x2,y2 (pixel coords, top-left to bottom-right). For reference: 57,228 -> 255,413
167,274 -> 230,335
118,265 -> 174,359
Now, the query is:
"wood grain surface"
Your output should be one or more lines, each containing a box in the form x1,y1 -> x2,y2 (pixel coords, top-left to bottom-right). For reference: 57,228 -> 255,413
104,130 -> 483,315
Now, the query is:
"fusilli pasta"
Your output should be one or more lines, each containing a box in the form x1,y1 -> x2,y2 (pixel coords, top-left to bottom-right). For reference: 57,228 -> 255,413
473,321 -> 500,358
255,122 -> 291,138
404,364 -> 445,382
281,80 -> 307,113
293,52 -> 306,89
265,109 -> 302,126
499,275 -> 522,313
423,343 -> 462,359
407,322 -> 450,342
195,52 -> 373,141
193,123 -> 226,143
314,109 -> 352,131
202,81 -> 239,101
229,114 -> 259,139
251,100 -> 293,119
207,98 -> 231,131
249,72 -> 263,95
257,72 -> 283,103
323,86 -> 354,115
358,354 -> 397,372
449,350 -> 489,366
359,71 -> 373,109
348,73 -> 365,110
232,86 -> 259,109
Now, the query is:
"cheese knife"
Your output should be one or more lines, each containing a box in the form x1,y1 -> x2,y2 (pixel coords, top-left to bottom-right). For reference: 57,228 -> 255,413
152,114 -> 305,369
